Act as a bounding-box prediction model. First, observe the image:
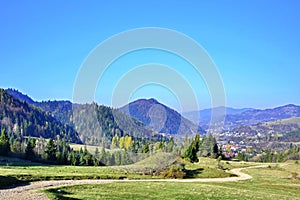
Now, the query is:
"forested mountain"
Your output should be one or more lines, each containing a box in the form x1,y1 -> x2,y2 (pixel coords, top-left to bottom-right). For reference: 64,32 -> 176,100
72,103 -> 162,146
119,98 -> 205,135
7,88 -> 73,126
0,89 -> 81,143
5,89 -> 162,146
6,88 -> 36,105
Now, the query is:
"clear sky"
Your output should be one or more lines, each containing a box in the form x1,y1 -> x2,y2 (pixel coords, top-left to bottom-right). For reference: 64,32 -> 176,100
0,1 -> 299,111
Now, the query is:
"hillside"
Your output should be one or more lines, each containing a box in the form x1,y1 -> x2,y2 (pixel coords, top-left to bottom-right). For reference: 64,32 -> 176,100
5,89 -> 161,146
72,103 -> 161,145
0,89 -> 81,143
184,104 -> 300,132
194,104 -> 300,131
224,104 -> 300,130
7,88 -> 73,126
119,98 -> 205,135
232,117 -> 300,138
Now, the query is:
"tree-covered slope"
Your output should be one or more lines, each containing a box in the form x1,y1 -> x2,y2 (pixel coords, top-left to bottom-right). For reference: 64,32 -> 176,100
0,89 -> 81,143
72,103 -> 161,146
5,89 -> 162,146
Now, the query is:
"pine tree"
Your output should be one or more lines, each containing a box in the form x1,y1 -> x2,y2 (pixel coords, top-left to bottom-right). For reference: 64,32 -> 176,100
0,129 -> 10,156
25,138 -> 36,160
114,150 -> 121,165
99,146 -> 107,164
95,147 -> 99,158
11,138 -> 21,153
83,154 -> 92,166
45,138 -> 57,161
183,134 -> 200,163
166,137 -> 174,152
110,153 -> 115,165
68,151 -> 77,165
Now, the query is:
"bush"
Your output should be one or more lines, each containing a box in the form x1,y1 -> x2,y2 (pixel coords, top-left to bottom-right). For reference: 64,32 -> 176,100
291,172 -> 299,180
161,163 -> 186,179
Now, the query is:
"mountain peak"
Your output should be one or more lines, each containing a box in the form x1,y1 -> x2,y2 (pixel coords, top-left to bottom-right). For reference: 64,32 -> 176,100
119,98 -> 205,135
147,98 -> 159,104
281,104 -> 297,108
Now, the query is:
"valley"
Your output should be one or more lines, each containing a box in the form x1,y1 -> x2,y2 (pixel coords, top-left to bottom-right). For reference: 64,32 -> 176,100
1,88 -> 300,200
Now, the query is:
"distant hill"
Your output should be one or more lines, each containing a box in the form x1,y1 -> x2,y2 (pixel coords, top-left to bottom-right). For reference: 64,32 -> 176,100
5,89 -> 161,146
224,104 -> 300,130
119,98 -> 205,136
185,104 -> 300,131
183,106 -> 254,126
0,88 -> 81,143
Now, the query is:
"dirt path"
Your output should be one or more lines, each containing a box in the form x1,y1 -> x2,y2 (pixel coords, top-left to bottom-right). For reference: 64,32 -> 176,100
0,165 -> 266,200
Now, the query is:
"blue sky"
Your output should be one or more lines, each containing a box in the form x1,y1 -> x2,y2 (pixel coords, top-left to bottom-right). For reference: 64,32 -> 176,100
0,1 -> 299,111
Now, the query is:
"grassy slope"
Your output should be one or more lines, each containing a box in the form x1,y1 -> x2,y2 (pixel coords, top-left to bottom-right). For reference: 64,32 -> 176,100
266,117 -> 300,125
44,162 -> 300,200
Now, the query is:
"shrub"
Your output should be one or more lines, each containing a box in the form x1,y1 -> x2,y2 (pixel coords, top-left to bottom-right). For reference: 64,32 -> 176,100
161,163 -> 186,179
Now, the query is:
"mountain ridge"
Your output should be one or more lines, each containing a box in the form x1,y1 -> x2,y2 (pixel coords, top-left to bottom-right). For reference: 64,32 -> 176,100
119,98 -> 205,136
5,88 -> 163,146
183,106 -> 254,126
0,88 -> 81,143
6,88 -> 300,137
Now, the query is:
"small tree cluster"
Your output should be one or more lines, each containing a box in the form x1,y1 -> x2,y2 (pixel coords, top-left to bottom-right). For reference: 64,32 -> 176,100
183,134 -> 200,163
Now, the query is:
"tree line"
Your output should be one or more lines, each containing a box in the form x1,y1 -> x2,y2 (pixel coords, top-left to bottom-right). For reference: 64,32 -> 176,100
0,128 -> 176,166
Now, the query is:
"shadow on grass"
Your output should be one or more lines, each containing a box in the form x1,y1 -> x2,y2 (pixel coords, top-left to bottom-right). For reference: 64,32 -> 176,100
0,175 -> 29,189
184,168 -> 204,178
45,188 -> 80,200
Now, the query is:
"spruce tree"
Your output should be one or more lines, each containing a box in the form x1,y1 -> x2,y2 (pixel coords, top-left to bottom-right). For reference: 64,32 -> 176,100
183,134 -> 200,163
45,138 -> 57,161
25,138 -> 36,160
0,129 -> 10,156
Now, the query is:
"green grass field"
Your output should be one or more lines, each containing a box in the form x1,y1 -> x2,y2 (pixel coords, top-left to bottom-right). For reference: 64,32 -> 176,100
2,155 -> 299,200
0,154 -> 239,188
43,162 -> 300,200
70,144 -> 103,154
0,156 -> 158,188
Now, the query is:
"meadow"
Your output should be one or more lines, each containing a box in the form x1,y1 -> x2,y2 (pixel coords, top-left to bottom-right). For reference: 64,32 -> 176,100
43,161 -> 300,200
0,154 -> 239,188
1,154 -> 299,200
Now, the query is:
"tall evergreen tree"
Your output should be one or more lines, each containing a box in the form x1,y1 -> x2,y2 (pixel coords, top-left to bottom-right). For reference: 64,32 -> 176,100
11,138 -> 21,153
25,138 -> 36,160
45,138 -> 57,161
166,137 -> 174,152
0,129 -> 10,156
99,146 -> 107,164
68,151 -> 77,166
183,134 -> 200,163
